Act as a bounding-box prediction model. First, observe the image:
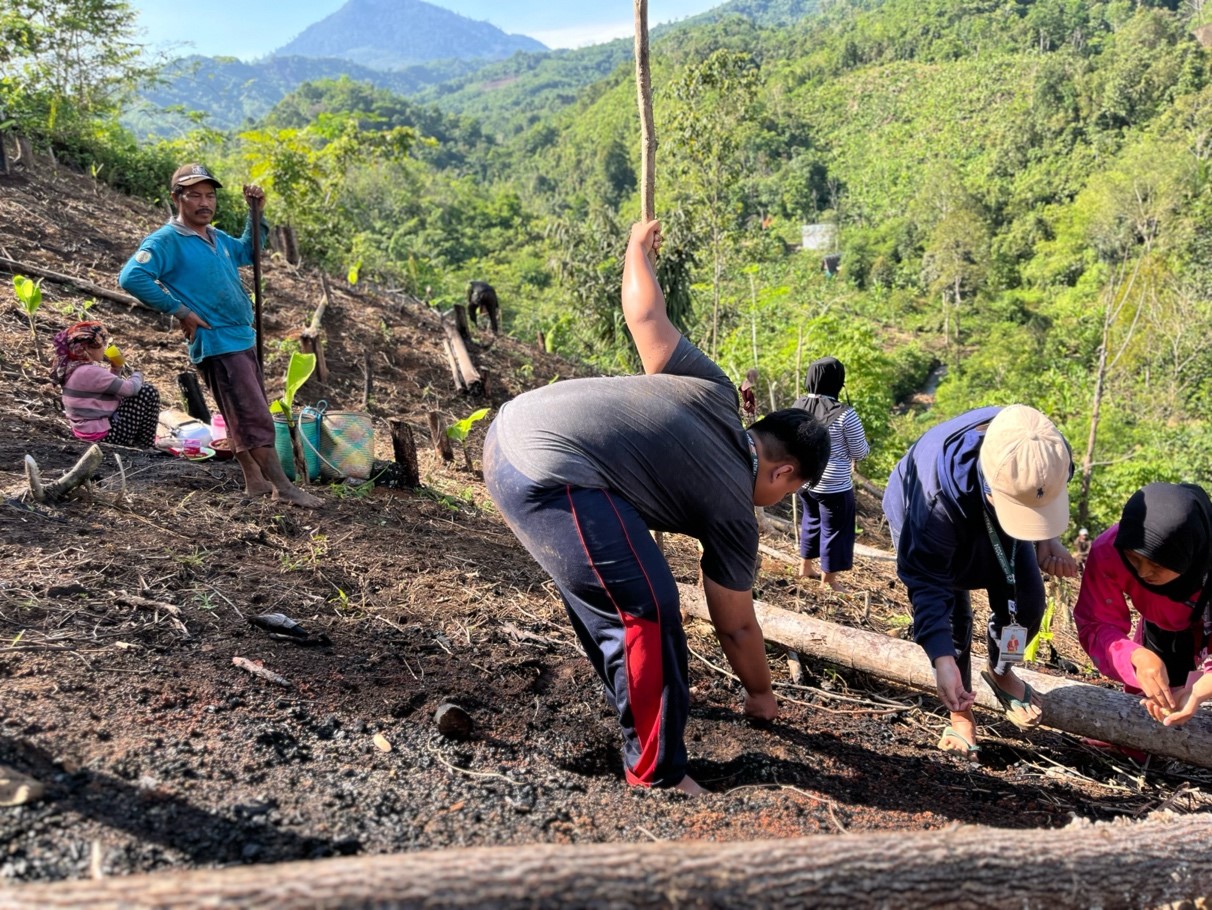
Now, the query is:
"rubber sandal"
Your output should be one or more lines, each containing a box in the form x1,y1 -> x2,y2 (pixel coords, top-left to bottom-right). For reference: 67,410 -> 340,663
981,670 -> 1042,729
937,726 -> 981,756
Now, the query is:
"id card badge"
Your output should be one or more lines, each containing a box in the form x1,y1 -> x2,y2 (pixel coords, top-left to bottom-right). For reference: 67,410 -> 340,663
999,623 -> 1028,664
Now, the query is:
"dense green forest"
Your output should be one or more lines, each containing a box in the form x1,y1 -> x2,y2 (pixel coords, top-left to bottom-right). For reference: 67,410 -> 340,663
4,0 -> 1212,532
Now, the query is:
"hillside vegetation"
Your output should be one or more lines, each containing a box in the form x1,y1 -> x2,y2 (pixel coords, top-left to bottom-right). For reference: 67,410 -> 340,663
4,0 -> 1212,532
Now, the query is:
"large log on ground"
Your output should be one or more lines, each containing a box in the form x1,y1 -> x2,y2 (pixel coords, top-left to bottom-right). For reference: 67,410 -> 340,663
0,255 -> 140,308
678,583 -> 1212,768
2,814 -> 1210,909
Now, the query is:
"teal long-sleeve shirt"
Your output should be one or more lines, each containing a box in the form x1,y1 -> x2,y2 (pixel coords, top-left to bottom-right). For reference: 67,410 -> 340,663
119,215 -> 267,364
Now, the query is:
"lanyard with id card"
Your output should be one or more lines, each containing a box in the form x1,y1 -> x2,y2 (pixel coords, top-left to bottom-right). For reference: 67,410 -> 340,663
984,512 -> 1027,664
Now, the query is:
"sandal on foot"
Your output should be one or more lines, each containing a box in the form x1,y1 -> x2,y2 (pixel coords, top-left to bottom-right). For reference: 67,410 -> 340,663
981,670 -> 1042,729
937,726 -> 981,756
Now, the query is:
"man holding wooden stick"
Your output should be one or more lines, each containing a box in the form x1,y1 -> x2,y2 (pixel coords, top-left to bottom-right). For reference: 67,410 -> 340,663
484,220 -> 830,794
119,163 -> 321,509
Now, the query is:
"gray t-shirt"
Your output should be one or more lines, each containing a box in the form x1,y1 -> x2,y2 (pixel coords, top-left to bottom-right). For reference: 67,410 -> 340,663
493,336 -> 758,591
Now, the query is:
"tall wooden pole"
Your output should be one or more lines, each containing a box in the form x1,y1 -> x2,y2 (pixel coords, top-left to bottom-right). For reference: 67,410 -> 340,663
634,0 -> 656,228
251,195 -> 265,370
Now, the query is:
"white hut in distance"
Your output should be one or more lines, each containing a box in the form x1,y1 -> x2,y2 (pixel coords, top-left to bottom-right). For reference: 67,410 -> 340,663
801,223 -> 837,252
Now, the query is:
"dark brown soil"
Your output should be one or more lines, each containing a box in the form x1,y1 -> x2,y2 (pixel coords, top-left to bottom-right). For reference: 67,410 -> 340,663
1,162 -> 1209,885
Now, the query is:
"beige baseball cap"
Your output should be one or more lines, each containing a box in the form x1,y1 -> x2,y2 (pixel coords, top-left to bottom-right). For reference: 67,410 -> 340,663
979,405 -> 1072,541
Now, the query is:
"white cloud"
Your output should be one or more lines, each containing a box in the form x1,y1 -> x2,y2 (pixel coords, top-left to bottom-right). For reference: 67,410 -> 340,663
528,21 -> 634,50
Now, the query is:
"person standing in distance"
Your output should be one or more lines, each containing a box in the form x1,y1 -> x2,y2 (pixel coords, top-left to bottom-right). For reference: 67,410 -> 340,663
792,356 -> 870,593
119,163 -> 321,509
484,220 -> 830,795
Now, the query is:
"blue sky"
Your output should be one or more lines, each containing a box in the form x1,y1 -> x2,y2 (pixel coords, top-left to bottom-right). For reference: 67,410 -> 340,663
128,0 -> 724,60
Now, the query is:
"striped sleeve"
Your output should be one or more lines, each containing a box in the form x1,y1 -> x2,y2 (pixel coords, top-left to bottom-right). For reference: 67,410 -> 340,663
839,408 -> 870,461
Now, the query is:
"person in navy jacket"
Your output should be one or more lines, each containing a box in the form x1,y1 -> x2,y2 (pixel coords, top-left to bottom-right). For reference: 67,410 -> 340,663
883,405 -> 1078,754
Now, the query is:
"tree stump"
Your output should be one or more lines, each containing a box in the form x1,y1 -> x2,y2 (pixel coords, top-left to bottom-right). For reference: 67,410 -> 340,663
441,310 -> 482,396
387,418 -> 420,488
428,412 -> 454,463
467,281 -> 500,333
453,304 -> 473,345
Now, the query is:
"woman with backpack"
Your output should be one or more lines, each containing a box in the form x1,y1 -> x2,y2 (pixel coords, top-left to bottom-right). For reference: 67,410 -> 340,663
793,357 -> 870,592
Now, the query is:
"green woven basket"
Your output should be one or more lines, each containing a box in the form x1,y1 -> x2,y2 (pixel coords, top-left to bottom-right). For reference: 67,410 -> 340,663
273,411 -> 322,482
319,411 -> 374,480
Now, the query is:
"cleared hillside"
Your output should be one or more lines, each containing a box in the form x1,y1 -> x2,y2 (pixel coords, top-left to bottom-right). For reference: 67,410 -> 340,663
0,157 -> 1205,885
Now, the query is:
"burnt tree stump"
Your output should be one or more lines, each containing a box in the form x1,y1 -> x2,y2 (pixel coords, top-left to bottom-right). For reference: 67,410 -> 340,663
467,281 -> 500,333
387,418 -> 420,488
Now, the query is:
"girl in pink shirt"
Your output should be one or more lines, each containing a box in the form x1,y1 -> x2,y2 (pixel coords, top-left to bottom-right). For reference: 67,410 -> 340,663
1074,482 -> 1212,726
51,321 -> 160,447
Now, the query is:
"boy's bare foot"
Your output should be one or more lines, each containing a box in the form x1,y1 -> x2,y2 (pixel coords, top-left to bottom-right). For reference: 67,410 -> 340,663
273,486 -> 324,509
822,573 -> 848,593
244,481 -> 274,497
674,775 -> 705,796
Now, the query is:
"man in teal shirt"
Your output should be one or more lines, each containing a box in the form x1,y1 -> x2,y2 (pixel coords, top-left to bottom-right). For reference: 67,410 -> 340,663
120,163 -> 321,509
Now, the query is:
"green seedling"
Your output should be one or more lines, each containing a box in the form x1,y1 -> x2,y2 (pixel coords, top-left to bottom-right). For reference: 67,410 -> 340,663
268,352 -> 317,483
446,407 -> 490,472
268,351 -> 317,422
13,275 -> 43,358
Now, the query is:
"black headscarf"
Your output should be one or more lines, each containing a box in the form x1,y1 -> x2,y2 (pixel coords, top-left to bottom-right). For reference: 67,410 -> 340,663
1114,482 -> 1212,605
795,357 -> 848,426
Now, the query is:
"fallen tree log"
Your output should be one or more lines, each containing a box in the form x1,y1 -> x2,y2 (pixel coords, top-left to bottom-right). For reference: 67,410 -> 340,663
0,255 -> 140,308
679,583 -> 1212,768
3,813 -> 1211,909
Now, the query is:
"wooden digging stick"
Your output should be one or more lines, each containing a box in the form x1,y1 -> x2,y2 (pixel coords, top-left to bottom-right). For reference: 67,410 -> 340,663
635,0 -> 664,555
251,194 -> 265,370
634,0 -> 656,237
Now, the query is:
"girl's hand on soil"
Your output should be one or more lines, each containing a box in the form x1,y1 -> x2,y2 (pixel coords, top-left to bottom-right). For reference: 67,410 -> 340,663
1130,647 -> 1176,713
744,688 -> 778,721
629,220 -> 662,257
1157,673 -> 1212,727
933,656 -> 976,713
1035,538 -> 1078,578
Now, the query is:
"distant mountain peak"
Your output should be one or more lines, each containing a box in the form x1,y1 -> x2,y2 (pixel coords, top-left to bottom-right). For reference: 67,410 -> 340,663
273,0 -> 547,70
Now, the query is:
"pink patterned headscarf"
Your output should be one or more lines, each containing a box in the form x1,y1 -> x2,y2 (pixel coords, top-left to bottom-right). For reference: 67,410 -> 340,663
50,321 -> 107,387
